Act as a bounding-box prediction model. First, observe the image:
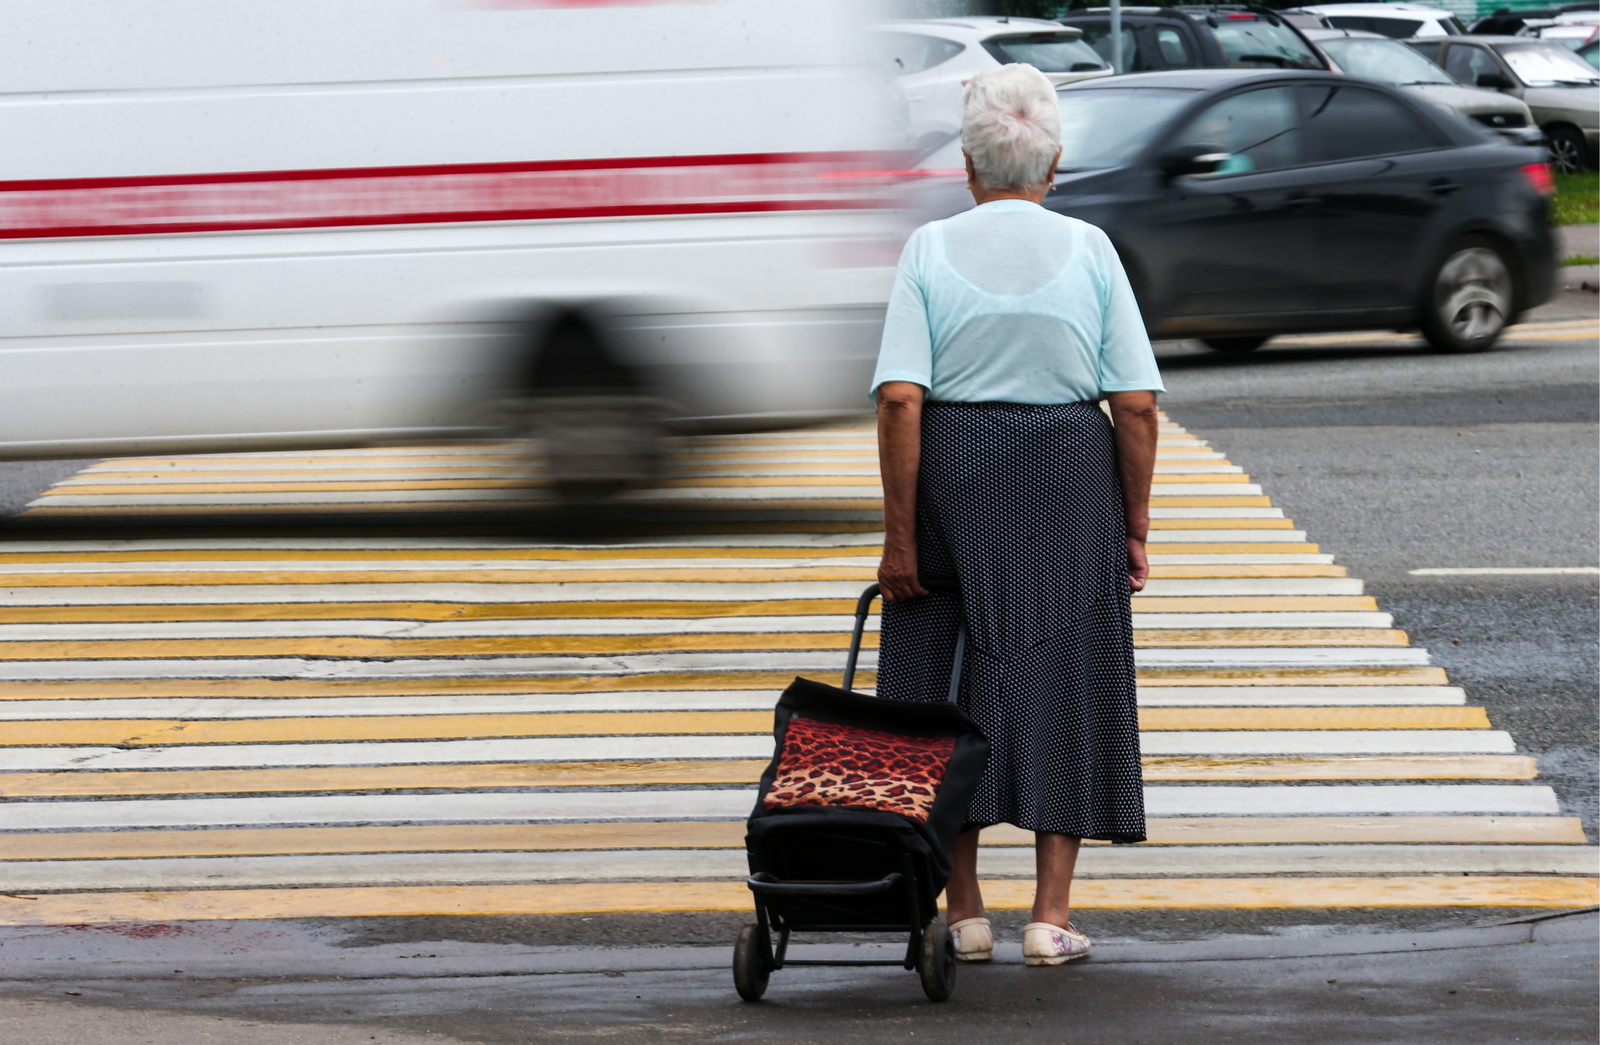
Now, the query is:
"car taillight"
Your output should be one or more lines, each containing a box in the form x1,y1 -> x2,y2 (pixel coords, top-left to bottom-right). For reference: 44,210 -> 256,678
1226,12 -> 1256,18
1520,162 -> 1555,197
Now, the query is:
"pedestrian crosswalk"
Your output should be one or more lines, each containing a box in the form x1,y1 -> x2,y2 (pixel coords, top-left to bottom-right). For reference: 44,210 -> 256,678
0,412 -> 1593,925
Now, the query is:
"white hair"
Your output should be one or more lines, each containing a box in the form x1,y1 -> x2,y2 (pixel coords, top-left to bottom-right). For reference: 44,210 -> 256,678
961,64 -> 1061,191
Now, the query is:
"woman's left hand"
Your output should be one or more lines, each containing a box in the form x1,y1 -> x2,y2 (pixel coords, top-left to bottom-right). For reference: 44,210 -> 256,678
1127,536 -> 1149,592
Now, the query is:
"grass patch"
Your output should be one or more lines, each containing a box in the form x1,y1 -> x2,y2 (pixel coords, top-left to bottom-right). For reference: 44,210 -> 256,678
1552,171 -> 1598,226
1561,254 -> 1598,266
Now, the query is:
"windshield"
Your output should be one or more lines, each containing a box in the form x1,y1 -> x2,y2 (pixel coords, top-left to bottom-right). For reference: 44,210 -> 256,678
1209,17 -> 1324,70
1320,37 -> 1454,84
1056,87 -> 1195,170
984,33 -> 1108,73
1499,42 -> 1600,84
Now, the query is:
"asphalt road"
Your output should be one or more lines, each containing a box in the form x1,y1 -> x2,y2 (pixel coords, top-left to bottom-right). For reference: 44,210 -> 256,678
0,293 -> 1594,1043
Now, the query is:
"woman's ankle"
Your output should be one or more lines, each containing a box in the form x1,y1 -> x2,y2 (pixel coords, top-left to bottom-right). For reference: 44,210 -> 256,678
946,907 -> 987,925
1030,907 -> 1072,927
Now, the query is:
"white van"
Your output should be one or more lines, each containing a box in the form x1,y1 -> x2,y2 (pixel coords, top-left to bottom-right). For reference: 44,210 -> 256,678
0,0 -> 898,492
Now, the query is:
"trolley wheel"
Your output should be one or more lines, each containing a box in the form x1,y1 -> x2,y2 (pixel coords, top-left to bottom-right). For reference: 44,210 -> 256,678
733,923 -> 770,1001
916,916 -> 957,1002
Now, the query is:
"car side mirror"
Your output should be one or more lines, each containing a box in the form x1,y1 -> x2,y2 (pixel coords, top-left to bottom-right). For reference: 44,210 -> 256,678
1476,71 -> 1514,90
1156,142 -> 1231,178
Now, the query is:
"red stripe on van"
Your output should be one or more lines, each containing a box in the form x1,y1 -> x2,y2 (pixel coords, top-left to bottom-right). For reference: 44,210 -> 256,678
0,152 -> 902,240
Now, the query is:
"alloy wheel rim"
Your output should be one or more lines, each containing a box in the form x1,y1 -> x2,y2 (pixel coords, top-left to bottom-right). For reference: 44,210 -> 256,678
1550,137 -> 1583,175
1435,247 -> 1512,343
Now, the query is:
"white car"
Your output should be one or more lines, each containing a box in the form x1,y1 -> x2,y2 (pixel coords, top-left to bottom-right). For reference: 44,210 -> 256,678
1288,3 -> 1466,38
0,0 -> 901,494
873,18 -> 1112,147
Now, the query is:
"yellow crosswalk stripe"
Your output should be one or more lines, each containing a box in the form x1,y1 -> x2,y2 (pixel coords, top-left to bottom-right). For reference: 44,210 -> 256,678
0,877 -> 1592,926
0,817 -> 1583,862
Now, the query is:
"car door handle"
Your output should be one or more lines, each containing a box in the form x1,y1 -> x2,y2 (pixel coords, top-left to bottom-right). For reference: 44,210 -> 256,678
1427,179 -> 1464,197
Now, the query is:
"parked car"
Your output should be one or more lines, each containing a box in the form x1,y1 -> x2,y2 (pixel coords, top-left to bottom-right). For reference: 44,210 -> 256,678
1057,6 -> 1330,73
1408,35 -> 1600,170
872,18 -> 1111,146
913,69 -> 1555,354
1471,3 -> 1597,36
0,0 -> 901,491
1288,3 -> 1466,38
1529,22 -> 1600,54
1306,27 -> 1538,139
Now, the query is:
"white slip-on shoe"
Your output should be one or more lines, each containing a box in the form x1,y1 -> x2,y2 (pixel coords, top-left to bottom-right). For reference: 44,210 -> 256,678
948,917 -> 993,962
1021,921 -> 1091,966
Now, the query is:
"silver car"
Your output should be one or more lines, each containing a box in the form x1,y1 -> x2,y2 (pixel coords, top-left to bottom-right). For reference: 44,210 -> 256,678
1408,35 -> 1600,172
1306,28 -> 1537,141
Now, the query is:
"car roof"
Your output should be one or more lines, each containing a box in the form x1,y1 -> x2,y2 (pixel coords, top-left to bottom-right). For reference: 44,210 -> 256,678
877,16 -> 1068,34
1293,2 -> 1455,14
1302,27 -> 1391,38
1445,34 -> 1565,44
1060,68 -> 1333,90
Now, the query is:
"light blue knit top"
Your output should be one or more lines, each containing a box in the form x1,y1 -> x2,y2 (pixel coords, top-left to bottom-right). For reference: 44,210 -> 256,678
870,199 -> 1164,404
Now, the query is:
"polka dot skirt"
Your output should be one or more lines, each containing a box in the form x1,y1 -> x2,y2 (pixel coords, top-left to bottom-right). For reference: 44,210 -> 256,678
876,400 -> 1146,843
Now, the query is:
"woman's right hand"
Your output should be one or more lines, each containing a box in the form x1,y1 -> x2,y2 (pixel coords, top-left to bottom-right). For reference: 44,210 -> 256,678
878,541 -> 929,602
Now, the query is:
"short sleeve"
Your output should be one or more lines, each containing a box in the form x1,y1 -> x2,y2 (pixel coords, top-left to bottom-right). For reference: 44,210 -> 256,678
1092,230 -> 1165,395
869,226 -> 935,402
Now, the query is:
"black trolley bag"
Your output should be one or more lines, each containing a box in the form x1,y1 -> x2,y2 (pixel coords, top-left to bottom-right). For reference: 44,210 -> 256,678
732,581 -> 989,1003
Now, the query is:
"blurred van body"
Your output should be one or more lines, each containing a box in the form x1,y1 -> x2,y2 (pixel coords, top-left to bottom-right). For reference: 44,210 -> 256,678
0,0 -> 899,486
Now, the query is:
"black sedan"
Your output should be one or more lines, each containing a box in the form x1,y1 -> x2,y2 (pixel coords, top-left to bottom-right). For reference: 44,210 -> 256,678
915,69 -> 1557,353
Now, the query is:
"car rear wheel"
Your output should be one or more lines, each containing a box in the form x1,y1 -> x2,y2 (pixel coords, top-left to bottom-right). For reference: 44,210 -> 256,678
1546,126 -> 1587,175
1199,336 -> 1269,355
1420,237 -> 1514,354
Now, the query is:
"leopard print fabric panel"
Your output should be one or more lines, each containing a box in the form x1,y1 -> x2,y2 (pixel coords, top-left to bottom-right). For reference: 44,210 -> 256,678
763,715 -> 957,823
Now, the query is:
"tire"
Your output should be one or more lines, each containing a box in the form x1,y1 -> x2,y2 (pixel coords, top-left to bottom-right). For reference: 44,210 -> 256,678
733,924 -> 770,1002
916,917 -> 957,1003
1199,336 -> 1269,355
1419,236 -> 1514,354
535,394 -> 664,502
1546,125 -> 1588,175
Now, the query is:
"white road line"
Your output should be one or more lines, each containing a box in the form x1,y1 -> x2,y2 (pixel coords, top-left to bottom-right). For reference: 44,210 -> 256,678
0,646 -> 1429,680
0,731 -> 1514,773
1409,568 -> 1600,576
1134,685 -> 1466,706
0,846 -> 1592,892
0,784 -> 1557,831
0,612 -> 1396,642
1145,530 -> 1308,543
1149,508 -> 1284,518
0,578 -> 1365,606
1144,555 -> 1335,565
0,685 -> 1467,718
0,556 -> 884,575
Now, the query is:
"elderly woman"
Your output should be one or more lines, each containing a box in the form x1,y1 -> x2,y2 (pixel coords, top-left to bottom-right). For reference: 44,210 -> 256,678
871,64 -> 1163,967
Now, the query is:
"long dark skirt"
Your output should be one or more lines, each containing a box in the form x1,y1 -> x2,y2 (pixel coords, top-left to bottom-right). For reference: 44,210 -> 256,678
875,400 -> 1146,844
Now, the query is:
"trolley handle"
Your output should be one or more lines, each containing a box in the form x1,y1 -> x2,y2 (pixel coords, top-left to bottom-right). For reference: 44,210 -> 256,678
841,578 -> 964,701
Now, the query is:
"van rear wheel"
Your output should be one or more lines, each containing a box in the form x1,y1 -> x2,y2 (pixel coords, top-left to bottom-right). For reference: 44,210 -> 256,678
1199,336 -> 1269,355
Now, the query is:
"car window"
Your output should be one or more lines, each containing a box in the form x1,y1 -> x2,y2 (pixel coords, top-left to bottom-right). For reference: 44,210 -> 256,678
1074,22 -> 1146,71
1328,14 -> 1426,38
1056,86 -> 1195,170
1156,27 -> 1195,68
1497,42 -> 1600,85
872,32 -> 965,76
1319,37 -> 1454,84
1171,85 -> 1301,175
1408,40 -> 1443,62
1206,15 -> 1324,70
1580,40 -> 1600,69
983,32 -> 1108,73
1299,84 -> 1437,162
1443,43 -> 1503,86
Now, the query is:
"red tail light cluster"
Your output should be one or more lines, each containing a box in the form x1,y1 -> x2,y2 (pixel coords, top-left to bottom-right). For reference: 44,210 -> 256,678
1520,162 -> 1556,197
